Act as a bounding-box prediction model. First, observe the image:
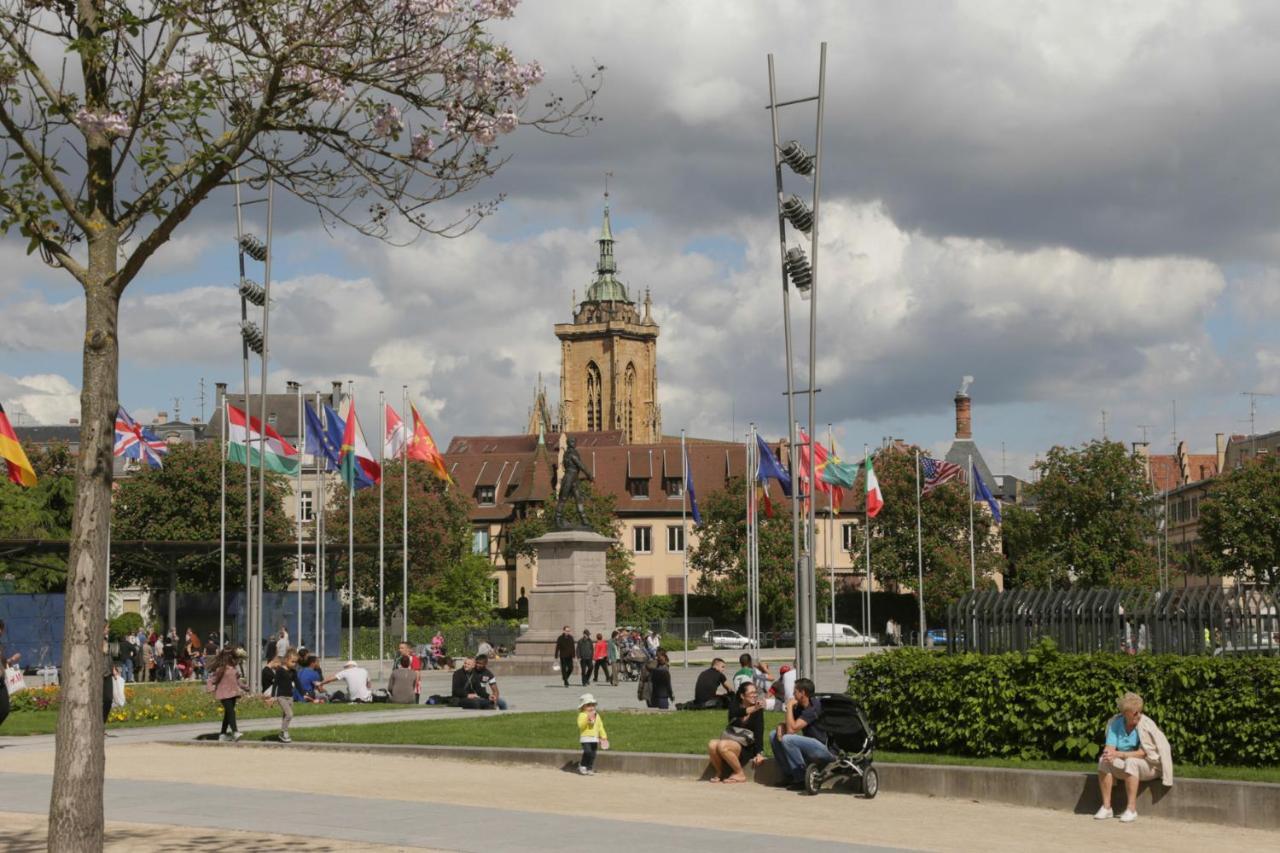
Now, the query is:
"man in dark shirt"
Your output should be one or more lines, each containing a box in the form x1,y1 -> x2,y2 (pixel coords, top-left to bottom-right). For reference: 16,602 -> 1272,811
692,658 -> 731,709
576,630 -> 594,688
768,677 -> 835,788
473,654 -> 508,710
451,657 -> 493,709
554,626 -> 576,688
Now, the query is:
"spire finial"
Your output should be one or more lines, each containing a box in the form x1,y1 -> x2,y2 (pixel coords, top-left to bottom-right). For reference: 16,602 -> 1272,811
604,170 -> 612,203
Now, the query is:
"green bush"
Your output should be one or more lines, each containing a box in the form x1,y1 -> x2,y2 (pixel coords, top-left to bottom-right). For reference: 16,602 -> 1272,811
341,620 -> 520,661
108,612 -> 144,640
846,639 -> 1280,767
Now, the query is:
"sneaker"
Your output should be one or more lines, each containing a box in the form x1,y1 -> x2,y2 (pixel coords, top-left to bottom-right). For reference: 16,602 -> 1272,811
578,765 -> 591,775
218,734 -> 231,742
1119,810 -> 1137,823
586,768 -> 596,776
1093,807 -> 1113,820
280,733 -> 292,744
231,731 -> 243,742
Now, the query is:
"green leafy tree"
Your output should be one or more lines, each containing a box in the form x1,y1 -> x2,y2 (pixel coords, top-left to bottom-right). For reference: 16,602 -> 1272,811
110,442 -> 292,591
690,476 -> 797,630
0,2 -> 596,843
325,461 -> 472,617
505,484 -> 637,617
0,442 -> 78,591
1007,441 -> 1158,588
841,447 -> 1000,621
1196,456 -> 1280,587
407,553 -> 495,626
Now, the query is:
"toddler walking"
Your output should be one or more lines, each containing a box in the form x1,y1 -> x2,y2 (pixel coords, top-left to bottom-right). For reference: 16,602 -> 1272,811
267,651 -> 299,743
577,693 -> 609,775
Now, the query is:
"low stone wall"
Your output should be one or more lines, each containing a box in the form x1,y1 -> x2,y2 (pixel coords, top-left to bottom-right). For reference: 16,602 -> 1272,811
178,740 -> 1280,832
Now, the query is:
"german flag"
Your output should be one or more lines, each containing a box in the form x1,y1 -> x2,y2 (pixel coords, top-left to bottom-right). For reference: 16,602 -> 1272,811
0,402 -> 37,487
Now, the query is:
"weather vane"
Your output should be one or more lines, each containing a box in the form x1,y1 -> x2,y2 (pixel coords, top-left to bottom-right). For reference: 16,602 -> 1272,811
604,170 -> 613,200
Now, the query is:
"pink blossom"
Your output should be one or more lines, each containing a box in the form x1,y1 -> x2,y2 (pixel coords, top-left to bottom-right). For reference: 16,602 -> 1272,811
471,116 -> 496,145
473,0 -> 519,19
73,108 -> 131,137
372,103 -> 405,138
283,66 -> 347,102
495,111 -> 518,134
152,70 -> 182,94
411,131 -> 436,160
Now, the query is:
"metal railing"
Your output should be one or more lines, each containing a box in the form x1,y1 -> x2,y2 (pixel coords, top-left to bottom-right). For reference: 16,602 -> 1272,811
947,587 -> 1280,656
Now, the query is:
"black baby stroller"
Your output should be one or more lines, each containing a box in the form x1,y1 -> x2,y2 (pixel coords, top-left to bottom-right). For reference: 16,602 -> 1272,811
802,693 -> 878,797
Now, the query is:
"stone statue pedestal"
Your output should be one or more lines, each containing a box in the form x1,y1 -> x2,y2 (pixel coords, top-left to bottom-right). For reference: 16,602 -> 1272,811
513,530 -> 616,661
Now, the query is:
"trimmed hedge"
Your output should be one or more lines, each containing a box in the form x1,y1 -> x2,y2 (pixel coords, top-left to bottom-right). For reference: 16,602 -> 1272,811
846,639 -> 1280,767
341,621 -> 520,661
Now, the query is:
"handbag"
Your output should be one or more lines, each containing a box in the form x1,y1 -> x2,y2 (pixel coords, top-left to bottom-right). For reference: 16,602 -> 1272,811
5,665 -> 27,695
722,725 -> 755,748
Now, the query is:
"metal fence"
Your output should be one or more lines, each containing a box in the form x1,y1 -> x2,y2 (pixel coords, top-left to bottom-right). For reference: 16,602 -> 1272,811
947,587 -> 1280,656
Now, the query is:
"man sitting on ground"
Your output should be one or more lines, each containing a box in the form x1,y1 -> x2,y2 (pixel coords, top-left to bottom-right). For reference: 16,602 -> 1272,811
769,677 -> 835,790
451,657 -> 495,709
1094,691 -> 1173,824
689,658 -> 732,709
473,653 -> 509,710
732,653 -> 756,690
296,655 -> 327,703
323,660 -> 373,703
388,655 -> 418,704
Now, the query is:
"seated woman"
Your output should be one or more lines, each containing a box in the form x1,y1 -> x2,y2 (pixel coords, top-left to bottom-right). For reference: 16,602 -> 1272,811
1095,691 -> 1174,824
706,681 -> 767,783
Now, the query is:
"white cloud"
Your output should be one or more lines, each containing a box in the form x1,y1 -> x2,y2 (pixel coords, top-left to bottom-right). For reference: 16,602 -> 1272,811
0,373 -> 79,425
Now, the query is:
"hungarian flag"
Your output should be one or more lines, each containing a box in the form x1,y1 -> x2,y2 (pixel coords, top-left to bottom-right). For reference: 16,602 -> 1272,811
339,396 -> 381,489
408,403 -> 452,484
0,402 -> 36,487
226,403 -> 299,475
865,455 -> 884,518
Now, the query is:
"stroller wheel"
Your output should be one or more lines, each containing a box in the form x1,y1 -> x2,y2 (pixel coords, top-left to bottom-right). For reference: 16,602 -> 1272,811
803,762 -> 822,796
861,767 -> 879,799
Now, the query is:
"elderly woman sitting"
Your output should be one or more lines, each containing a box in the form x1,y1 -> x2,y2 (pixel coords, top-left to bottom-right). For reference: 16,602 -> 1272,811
1095,692 -> 1174,823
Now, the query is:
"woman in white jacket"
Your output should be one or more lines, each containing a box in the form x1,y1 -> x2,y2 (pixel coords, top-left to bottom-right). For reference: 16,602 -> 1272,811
1095,692 -> 1174,823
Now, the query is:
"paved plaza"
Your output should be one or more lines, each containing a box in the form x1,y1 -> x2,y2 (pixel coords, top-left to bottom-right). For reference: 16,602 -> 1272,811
2,657 -> 1278,851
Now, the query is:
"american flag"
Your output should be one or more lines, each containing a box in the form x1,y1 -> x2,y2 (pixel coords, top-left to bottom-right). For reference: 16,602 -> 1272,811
921,455 -> 963,496
114,406 -> 167,469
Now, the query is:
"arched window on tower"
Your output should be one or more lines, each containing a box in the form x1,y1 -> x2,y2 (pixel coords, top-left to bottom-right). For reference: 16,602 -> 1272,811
586,362 -> 602,431
623,363 -> 636,442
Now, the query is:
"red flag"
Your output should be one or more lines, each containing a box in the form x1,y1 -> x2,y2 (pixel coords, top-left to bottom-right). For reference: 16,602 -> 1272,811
0,402 -> 36,487
408,404 -> 452,484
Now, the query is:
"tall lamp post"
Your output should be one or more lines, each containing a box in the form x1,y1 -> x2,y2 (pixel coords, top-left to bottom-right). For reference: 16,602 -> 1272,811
767,43 -> 827,680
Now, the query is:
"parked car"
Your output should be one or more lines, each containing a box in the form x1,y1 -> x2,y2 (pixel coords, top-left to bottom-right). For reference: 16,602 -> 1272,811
926,628 -> 948,646
815,623 -> 876,647
704,629 -> 752,649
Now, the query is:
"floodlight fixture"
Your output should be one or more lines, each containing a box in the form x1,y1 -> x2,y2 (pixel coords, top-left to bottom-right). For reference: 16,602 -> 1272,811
240,320 -> 265,354
781,194 -> 814,234
239,234 -> 268,262
779,139 -> 815,176
785,246 -> 812,299
238,278 -> 266,306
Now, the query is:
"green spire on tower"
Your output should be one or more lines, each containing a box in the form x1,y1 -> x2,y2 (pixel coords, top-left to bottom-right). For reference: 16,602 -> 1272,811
586,203 -> 629,303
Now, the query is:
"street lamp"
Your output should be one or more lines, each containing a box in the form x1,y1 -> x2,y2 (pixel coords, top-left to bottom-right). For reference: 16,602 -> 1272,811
767,43 -> 826,681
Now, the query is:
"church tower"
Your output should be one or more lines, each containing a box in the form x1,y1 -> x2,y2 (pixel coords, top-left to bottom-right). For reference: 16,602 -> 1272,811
556,203 -> 661,444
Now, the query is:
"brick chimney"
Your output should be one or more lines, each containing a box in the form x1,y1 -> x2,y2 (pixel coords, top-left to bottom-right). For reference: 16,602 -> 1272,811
954,393 -> 972,439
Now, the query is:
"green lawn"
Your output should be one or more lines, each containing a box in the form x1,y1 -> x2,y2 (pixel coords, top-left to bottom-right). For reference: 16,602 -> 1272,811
263,710 -> 1280,785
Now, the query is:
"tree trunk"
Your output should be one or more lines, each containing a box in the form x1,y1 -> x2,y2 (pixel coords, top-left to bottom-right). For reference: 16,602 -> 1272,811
48,272 -> 119,851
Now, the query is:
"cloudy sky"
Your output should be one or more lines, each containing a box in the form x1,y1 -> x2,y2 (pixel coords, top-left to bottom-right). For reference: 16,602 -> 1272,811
4,0 -> 1280,478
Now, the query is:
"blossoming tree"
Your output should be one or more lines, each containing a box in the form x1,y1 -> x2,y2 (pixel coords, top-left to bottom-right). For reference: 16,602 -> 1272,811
0,1 -> 597,847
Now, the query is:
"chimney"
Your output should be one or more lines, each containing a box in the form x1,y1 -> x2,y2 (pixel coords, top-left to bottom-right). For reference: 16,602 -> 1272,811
331,381 -> 343,407
1215,433 -> 1226,472
69,417 -> 79,426
155,412 -> 168,424
954,392 -> 972,440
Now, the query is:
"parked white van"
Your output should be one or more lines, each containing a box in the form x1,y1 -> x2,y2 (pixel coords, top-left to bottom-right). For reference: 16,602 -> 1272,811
815,623 -> 876,647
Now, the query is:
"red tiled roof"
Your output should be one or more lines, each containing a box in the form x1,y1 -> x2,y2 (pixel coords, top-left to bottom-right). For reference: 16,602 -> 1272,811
1146,452 -> 1219,493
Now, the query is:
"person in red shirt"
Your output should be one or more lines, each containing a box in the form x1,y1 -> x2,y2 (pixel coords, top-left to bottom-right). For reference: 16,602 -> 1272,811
591,633 -> 611,684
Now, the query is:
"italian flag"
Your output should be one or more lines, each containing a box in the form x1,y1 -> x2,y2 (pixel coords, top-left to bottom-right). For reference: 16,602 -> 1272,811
865,457 -> 884,518
227,403 -> 300,475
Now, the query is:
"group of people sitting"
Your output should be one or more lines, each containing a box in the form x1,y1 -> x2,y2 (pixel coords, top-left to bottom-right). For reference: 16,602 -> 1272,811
634,653 -> 796,712
261,653 -> 373,705
381,642 -> 507,709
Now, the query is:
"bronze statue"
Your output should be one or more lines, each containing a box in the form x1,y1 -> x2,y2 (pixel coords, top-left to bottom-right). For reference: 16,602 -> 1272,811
553,437 -> 594,529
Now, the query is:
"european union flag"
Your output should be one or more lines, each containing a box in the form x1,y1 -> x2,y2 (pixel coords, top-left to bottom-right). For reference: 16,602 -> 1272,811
305,403 -> 341,472
754,434 -> 792,497
972,464 -> 1002,524
684,446 -> 702,526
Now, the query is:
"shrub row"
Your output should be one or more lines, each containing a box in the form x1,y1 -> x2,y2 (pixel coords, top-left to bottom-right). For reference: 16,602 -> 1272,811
341,620 -> 520,661
846,640 -> 1280,767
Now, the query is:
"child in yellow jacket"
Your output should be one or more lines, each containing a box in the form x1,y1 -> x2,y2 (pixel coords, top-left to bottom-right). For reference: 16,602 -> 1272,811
577,693 -> 609,775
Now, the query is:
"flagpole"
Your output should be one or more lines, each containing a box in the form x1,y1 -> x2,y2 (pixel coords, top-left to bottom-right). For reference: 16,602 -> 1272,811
402,386 -> 409,644
968,454 -> 976,590
747,426 -> 756,651
827,424 -> 835,664
234,169 -> 254,664
378,390 -> 386,680
296,382 -> 304,648
915,448 -> 925,648
219,385 -> 227,648
864,444 -> 871,642
252,175 -> 274,681
681,429 -> 689,670
348,381 -> 355,663
313,392 -> 323,658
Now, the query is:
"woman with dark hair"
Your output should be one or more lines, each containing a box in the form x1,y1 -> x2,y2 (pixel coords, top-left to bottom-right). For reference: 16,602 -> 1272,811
706,680 -> 767,783
649,650 -> 674,710
208,649 -> 245,741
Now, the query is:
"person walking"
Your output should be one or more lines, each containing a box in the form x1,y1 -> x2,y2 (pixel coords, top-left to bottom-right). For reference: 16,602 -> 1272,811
607,630 -> 620,687
591,633 -> 611,684
577,629 -> 594,688
267,651 -> 299,743
208,649 -> 245,742
549,625 -> 574,688
576,693 -> 609,775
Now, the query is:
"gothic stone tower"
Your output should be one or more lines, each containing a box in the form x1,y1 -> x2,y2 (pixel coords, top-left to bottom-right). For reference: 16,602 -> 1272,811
556,205 -> 661,444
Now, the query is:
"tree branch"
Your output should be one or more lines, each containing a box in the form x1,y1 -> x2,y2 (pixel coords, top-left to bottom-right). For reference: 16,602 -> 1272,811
0,99 -> 92,234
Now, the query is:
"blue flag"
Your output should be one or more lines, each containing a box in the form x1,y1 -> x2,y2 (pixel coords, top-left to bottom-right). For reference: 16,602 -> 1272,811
305,403 -> 341,472
754,434 -> 793,497
684,446 -> 702,526
972,464 -> 1002,523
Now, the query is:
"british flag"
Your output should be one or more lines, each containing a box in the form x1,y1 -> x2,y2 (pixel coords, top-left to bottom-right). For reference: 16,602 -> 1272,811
114,405 -> 168,469
921,455 -> 963,496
